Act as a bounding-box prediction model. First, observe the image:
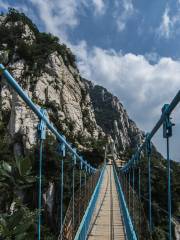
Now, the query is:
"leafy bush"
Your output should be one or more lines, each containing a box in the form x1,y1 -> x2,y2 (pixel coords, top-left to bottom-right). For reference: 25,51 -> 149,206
6,8 -> 38,34
0,8 -> 76,73
0,201 -> 38,240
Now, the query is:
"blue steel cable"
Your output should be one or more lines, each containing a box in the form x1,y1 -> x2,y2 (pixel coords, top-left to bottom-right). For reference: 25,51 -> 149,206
90,173 -> 92,196
148,152 -> 152,232
146,138 -> 152,232
37,108 -> 46,240
125,172 -> 128,200
167,137 -> 172,240
72,163 -> 75,237
60,159 -> 63,240
38,139 -> 43,240
84,170 -> 87,238
162,103 -> 174,240
79,169 -> 82,224
126,173 -> 128,200
80,168 -> 82,190
85,171 -> 87,196
124,173 -> 126,193
128,171 -> 131,210
132,166 -> 135,221
57,140 -> 65,240
138,167 -> 141,200
138,167 -> 141,237
72,150 -> 77,237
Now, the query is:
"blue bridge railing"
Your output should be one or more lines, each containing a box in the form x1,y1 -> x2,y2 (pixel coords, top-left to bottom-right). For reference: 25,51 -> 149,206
0,64 -> 98,240
121,90 -> 180,240
74,165 -> 105,240
113,162 -> 137,240
1,62 -> 179,240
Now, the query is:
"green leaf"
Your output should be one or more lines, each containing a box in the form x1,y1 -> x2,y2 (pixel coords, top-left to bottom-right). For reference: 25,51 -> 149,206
8,213 -> 22,229
0,168 -> 12,179
16,157 -> 32,176
24,176 -> 36,183
15,233 -> 27,240
13,221 -> 32,236
2,161 -> 12,173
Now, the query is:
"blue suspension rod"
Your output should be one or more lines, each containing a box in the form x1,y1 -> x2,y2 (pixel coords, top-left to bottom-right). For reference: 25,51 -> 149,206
138,167 -> 141,236
0,64 -> 96,172
138,168 -> 141,200
146,137 -> 152,232
132,167 -> 135,221
38,139 -> 43,240
167,137 -> 172,240
147,152 -> 152,231
72,164 -> 75,236
60,159 -> 64,240
37,108 -> 46,240
79,169 -> 82,224
128,171 -> 131,209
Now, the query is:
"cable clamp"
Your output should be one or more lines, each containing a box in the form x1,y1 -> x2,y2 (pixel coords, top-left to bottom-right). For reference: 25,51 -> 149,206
162,104 -> 175,138
37,108 -> 47,140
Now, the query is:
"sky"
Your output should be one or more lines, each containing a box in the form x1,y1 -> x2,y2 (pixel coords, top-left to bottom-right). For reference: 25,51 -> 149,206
0,0 -> 180,161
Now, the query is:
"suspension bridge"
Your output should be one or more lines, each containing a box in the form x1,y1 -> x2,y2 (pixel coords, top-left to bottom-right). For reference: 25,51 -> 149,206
0,63 -> 179,240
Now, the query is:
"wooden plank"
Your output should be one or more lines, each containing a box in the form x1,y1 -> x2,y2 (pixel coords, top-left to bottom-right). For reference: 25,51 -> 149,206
87,165 -> 126,240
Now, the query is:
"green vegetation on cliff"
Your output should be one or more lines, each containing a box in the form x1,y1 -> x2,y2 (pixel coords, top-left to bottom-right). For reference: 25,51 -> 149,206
0,8 -> 76,73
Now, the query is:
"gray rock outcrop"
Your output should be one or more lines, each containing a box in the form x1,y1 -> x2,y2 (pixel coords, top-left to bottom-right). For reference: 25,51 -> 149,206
0,12 -> 143,158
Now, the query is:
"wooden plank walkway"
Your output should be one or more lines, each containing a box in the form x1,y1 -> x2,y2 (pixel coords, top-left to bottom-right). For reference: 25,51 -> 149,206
87,164 -> 126,240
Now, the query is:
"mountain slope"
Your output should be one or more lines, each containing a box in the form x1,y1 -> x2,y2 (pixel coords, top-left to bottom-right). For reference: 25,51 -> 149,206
0,9 -> 143,163
0,9 -> 179,240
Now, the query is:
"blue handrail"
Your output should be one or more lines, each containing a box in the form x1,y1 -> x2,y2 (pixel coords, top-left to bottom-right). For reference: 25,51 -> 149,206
74,165 -> 105,240
121,90 -> 180,240
113,164 -> 137,240
122,90 -> 180,171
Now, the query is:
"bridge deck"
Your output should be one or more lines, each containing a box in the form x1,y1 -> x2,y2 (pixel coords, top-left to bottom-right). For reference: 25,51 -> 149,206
87,165 -> 126,240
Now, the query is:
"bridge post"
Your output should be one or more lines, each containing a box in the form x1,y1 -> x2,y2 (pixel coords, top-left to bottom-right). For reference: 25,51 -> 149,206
72,148 -> 77,239
146,134 -> 152,232
57,135 -> 66,240
128,170 -> 131,211
162,104 -> 175,240
79,161 -> 82,226
84,162 -> 87,238
37,108 -> 47,240
138,166 -> 141,237
132,160 -> 135,224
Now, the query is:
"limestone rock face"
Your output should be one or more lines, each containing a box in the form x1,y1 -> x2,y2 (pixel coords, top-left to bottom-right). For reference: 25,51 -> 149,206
1,52 -> 103,154
8,93 -> 39,155
0,15 -> 144,157
84,79 -> 144,155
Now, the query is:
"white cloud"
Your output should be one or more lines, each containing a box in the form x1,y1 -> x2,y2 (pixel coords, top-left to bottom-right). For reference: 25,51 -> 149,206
73,43 -> 180,159
73,43 -> 180,131
1,0 -> 179,160
29,0 -> 80,41
29,0 -> 106,42
114,0 -> 135,32
92,0 -> 106,15
158,4 -> 180,39
159,7 -> 171,38
1,0 -> 80,41
0,1 -> 28,13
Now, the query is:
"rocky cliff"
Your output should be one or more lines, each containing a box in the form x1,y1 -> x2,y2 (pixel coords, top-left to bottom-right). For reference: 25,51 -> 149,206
1,10 -> 179,240
0,9 -> 143,161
